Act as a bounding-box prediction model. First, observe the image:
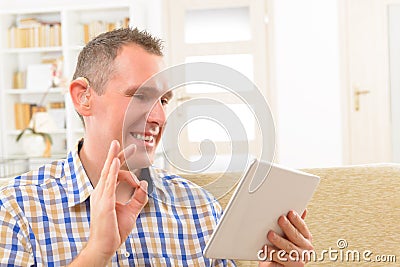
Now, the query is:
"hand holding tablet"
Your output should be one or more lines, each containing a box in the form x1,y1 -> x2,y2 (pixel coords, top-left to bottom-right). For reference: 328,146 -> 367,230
203,160 -> 320,261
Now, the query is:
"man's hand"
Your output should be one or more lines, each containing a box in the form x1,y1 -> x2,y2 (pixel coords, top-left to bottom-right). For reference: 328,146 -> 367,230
259,210 -> 314,267
69,140 -> 148,266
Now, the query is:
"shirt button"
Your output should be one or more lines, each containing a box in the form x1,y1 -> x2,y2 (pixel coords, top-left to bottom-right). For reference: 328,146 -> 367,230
124,251 -> 130,258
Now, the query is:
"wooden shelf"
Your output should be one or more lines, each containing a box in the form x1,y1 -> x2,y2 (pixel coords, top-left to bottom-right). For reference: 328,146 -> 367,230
68,45 -> 84,51
1,47 -> 63,54
5,87 -> 66,94
7,129 -> 67,135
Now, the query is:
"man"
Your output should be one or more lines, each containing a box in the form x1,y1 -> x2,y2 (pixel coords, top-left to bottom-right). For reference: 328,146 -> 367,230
0,28 -> 313,266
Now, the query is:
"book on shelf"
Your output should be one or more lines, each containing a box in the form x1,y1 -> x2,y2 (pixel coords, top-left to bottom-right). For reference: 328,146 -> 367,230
13,71 -> 25,89
14,103 -> 31,130
83,17 -> 130,44
8,17 -> 62,48
18,17 -> 42,27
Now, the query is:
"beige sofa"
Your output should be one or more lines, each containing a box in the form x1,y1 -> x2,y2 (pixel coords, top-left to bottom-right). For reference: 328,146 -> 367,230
1,164 -> 399,266
182,163 -> 400,267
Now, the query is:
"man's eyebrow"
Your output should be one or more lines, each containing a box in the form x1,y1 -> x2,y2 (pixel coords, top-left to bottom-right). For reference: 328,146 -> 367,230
123,86 -> 140,96
162,90 -> 174,100
124,86 -> 174,99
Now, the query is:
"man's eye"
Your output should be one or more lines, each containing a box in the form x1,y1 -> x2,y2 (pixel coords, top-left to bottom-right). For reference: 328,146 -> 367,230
132,94 -> 145,100
161,98 -> 169,105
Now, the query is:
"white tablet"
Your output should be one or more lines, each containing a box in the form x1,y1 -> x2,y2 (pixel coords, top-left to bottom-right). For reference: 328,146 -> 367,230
203,160 -> 320,261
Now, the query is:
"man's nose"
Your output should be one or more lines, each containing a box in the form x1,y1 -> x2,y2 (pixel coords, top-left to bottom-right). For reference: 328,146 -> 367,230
147,100 -> 166,126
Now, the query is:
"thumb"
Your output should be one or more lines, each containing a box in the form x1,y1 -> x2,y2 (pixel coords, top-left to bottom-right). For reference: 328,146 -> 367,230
127,180 -> 148,216
301,209 -> 308,220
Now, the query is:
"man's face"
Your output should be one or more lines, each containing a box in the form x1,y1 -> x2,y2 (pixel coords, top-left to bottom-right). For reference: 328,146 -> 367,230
91,45 -> 170,168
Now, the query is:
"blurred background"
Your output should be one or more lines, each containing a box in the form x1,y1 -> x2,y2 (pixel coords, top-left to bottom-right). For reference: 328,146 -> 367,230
0,0 -> 397,176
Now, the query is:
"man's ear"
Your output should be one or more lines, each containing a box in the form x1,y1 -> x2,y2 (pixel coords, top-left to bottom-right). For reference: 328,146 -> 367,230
70,77 -> 92,117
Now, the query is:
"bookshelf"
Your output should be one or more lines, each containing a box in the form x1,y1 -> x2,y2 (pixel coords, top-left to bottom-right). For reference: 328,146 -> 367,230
0,1 -> 156,161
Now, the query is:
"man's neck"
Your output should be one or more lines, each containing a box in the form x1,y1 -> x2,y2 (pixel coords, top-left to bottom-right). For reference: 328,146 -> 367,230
78,137 -> 105,188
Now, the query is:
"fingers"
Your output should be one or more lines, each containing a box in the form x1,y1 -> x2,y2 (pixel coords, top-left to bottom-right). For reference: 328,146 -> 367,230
118,144 -> 136,169
105,157 -> 121,198
126,180 -> 149,216
98,141 -> 136,190
97,140 -> 120,190
259,243 -> 291,266
266,211 -> 314,266
102,140 -> 120,176
286,211 -> 313,244
95,140 -> 148,218
273,211 -> 313,250
117,170 -> 140,188
97,140 -> 145,205
266,233 -> 310,266
267,231 -> 298,260
301,209 -> 307,220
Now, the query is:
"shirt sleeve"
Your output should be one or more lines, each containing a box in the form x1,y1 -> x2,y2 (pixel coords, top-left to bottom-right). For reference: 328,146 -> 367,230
0,199 -> 35,266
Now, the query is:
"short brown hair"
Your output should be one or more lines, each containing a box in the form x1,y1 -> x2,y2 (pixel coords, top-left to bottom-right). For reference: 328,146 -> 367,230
73,27 -> 163,95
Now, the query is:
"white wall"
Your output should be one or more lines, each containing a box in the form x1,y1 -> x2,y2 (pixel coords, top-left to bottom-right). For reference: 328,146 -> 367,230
273,0 -> 343,168
389,5 -> 400,162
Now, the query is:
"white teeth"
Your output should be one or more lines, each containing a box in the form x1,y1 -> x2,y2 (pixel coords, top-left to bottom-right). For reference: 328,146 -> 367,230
144,136 -> 153,141
132,133 -> 154,142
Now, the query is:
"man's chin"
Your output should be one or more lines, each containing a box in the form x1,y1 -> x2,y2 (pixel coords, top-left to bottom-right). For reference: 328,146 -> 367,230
125,155 -> 153,170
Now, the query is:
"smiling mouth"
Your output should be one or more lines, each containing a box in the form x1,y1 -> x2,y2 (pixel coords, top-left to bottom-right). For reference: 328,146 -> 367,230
131,133 -> 155,142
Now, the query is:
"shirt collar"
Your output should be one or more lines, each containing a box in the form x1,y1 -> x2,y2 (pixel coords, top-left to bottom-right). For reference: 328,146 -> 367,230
65,139 -> 94,208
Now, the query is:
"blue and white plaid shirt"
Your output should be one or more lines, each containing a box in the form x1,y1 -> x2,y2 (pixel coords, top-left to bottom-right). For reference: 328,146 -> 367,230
0,142 -> 235,266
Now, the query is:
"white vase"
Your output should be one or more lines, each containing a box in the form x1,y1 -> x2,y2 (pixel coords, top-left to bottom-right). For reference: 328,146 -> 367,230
21,133 -> 46,157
